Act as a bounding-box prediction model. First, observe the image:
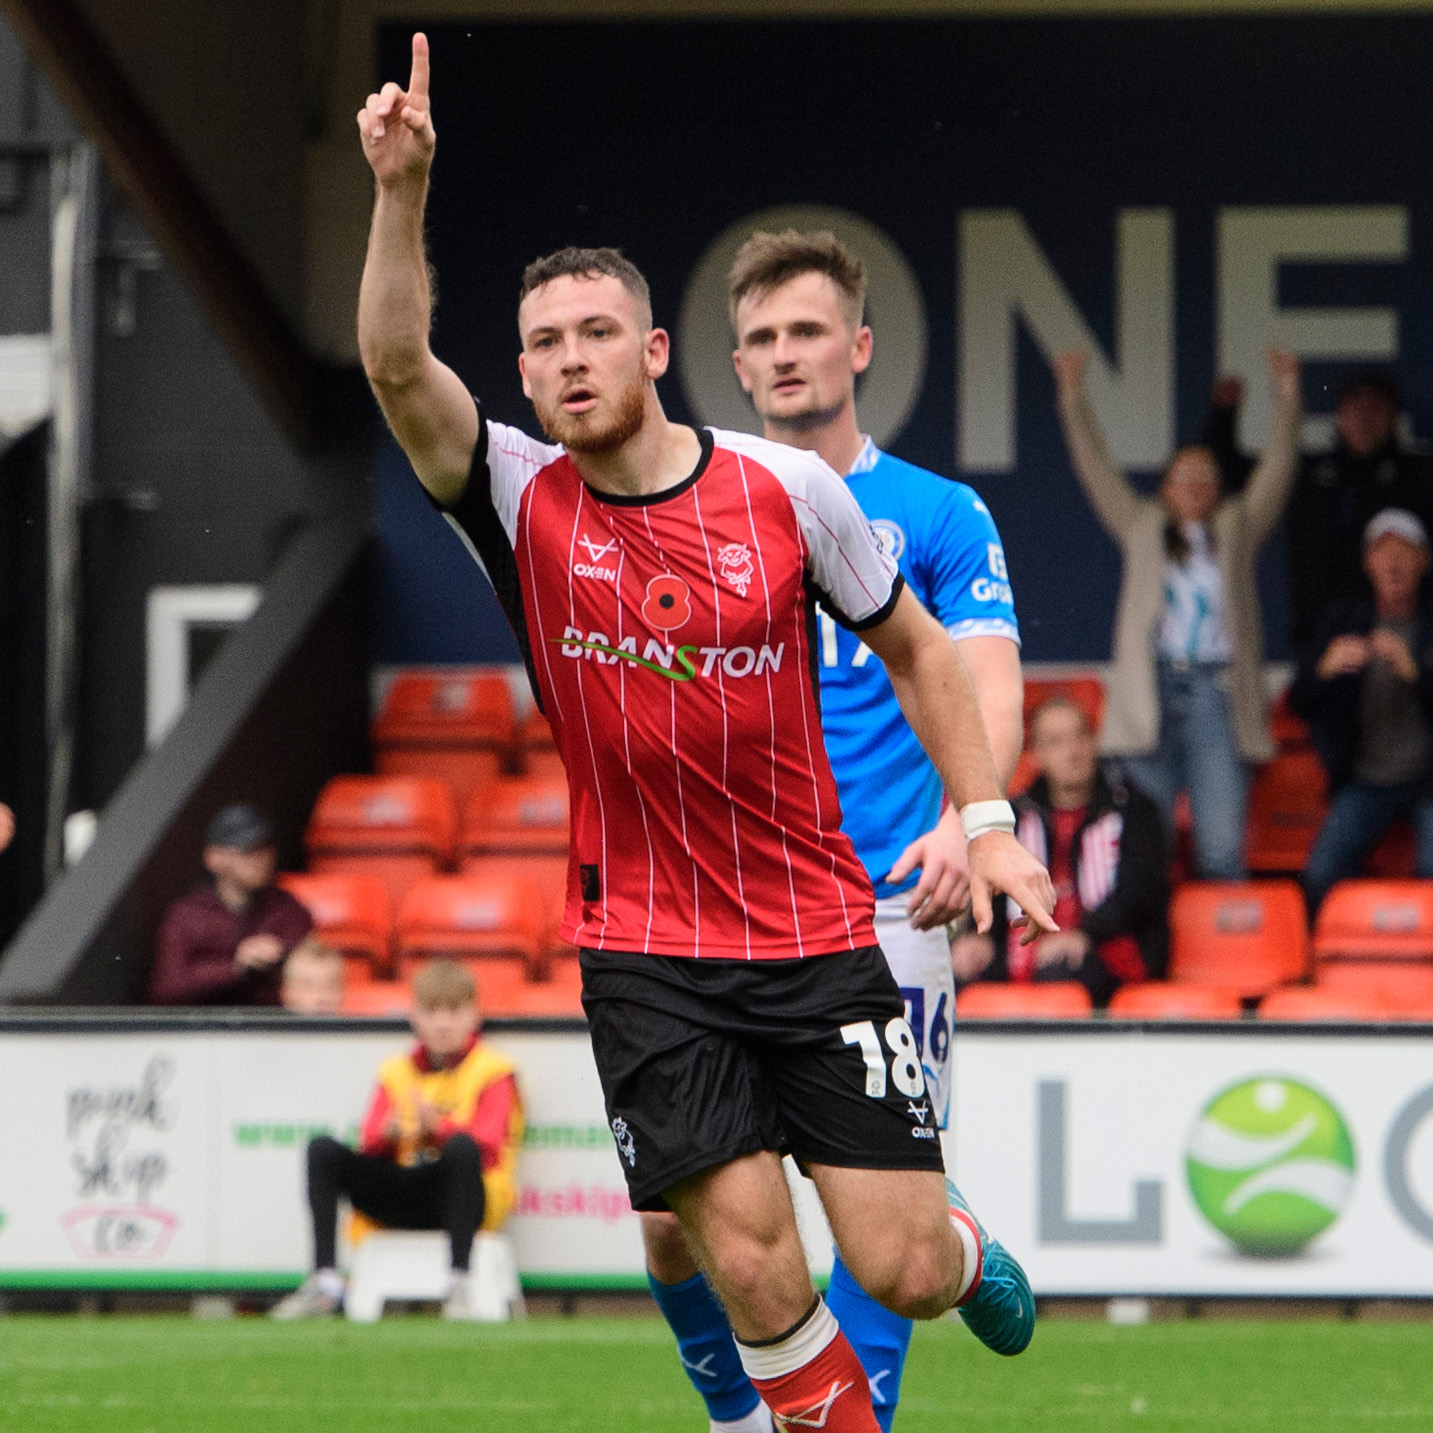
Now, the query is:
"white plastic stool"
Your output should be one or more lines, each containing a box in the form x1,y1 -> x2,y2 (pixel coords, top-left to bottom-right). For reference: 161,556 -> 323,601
468,1231 -> 526,1322
343,1230 -> 524,1323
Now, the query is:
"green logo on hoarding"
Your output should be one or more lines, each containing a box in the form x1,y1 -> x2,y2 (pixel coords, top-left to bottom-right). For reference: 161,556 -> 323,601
1186,1077 -> 1355,1256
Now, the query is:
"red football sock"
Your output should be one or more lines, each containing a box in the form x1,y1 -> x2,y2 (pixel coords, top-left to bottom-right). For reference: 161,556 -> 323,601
736,1296 -> 879,1432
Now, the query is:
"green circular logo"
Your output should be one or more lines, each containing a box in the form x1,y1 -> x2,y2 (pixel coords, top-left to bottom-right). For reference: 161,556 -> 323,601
1186,1076 -> 1356,1256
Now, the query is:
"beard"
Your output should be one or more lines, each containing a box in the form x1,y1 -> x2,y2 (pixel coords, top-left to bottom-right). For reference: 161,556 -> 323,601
534,372 -> 649,454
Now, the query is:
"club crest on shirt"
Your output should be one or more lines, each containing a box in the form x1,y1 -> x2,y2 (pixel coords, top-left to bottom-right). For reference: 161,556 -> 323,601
716,542 -> 755,597
611,1116 -> 637,1167
870,519 -> 905,561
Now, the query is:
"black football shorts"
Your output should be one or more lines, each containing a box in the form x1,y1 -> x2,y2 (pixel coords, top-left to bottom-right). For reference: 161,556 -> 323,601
580,944 -> 946,1211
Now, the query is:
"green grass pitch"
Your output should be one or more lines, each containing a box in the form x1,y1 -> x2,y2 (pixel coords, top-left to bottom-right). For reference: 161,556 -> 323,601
1,1314 -> 1430,1431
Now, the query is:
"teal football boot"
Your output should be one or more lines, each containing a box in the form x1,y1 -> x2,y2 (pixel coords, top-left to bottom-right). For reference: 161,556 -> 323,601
947,1177 -> 1036,1356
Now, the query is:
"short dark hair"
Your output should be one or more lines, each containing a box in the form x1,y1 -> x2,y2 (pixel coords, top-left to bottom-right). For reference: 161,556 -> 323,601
519,246 -> 652,327
204,803 -> 274,853
727,230 -> 867,333
1337,366 -> 1400,409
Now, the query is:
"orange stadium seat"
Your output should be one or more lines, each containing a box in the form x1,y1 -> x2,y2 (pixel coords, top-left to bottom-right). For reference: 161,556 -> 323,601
463,775 -> 569,855
461,854 -> 569,952
1106,982 -> 1244,1020
395,872 -> 546,984
956,982 -> 1092,1019
277,872 -> 393,976
305,776 -> 457,910
1316,960 -> 1433,1008
460,775 -> 571,948
517,706 -> 566,780
1168,880 -> 1308,996
1243,751 -> 1328,874
1258,984 -> 1391,1022
1313,881 -> 1433,962
372,670 -> 517,806
508,951 -> 585,1018
341,978 -> 413,1017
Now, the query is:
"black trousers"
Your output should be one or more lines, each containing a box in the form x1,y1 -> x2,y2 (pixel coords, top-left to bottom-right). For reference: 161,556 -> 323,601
306,1134 -> 486,1272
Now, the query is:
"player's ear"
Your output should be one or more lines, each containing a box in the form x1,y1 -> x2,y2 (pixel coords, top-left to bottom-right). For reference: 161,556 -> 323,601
732,348 -> 754,394
851,325 -> 874,376
645,326 -> 670,379
518,351 -> 533,400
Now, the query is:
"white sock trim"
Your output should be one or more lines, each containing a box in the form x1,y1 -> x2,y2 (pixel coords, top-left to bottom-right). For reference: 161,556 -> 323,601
710,1403 -> 774,1433
950,1211 -> 981,1303
735,1297 -> 839,1382
313,1268 -> 345,1299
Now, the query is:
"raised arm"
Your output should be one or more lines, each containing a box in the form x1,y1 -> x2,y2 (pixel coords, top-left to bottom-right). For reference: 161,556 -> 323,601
357,32 -> 477,505
1241,349 -> 1302,542
1052,350 -> 1142,540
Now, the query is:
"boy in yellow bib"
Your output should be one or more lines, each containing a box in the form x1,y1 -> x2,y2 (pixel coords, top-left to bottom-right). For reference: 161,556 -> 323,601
272,960 -> 523,1320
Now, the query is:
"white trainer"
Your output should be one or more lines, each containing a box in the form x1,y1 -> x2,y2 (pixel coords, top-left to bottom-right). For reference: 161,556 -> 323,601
269,1273 -> 342,1320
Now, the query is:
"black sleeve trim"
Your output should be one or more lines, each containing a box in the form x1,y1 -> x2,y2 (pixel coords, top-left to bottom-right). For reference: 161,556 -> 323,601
425,398 -> 545,715
822,572 -> 906,633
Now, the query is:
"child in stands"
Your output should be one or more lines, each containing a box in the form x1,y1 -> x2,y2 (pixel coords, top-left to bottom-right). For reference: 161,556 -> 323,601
271,959 -> 523,1320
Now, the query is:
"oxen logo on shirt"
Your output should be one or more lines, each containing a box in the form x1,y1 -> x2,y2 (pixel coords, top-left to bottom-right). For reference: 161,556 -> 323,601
574,533 -> 619,582
716,542 -> 754,597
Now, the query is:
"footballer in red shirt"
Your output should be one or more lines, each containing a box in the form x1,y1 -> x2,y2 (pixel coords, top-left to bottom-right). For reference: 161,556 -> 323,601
357,35 -> 1056,1431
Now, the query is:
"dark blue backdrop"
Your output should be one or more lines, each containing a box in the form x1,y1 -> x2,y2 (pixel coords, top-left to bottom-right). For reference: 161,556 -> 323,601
374,14 -> 1433,666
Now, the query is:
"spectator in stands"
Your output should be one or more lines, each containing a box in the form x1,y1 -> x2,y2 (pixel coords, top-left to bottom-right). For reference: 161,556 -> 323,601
951,696 -> 1169,1006
281,942 -> 346,1015
1053,347 -> 1301,878
1204,366 -> 1433,649
271,960 -> 523,1321
149,804 -> 315,1006
1289,508 -> 1433,913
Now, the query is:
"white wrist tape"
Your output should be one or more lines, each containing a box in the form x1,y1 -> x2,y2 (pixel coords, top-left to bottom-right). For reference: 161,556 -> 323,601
960,799 -> 1016,843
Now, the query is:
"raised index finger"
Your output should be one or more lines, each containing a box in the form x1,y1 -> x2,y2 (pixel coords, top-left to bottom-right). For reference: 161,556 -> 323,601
408,31 -> 430,104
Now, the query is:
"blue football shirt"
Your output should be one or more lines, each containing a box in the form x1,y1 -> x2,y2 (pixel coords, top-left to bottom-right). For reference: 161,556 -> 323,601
819,438 -> 1020,897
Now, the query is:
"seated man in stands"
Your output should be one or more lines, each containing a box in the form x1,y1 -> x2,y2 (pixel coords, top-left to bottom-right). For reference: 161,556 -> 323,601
1290,508 -> 1433,913
149,804 -> 316,1005
281,941 -> 346,1014
271,959 -> 523,1321
951,696 -> 1169,1006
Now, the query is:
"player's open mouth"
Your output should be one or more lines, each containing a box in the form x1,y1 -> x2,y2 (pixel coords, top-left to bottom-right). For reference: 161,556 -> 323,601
562,388 -> 597,412
774,378 -> 805,394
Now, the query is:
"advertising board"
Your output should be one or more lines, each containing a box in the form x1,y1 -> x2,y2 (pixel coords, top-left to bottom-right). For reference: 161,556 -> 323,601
0,1021 -> 1428,1295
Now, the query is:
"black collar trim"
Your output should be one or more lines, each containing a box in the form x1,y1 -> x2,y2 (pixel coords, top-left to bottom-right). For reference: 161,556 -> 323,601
581,427 -> 713,508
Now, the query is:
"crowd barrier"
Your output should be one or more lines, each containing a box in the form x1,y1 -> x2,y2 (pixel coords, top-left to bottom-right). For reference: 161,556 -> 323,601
0,1013 -> 1430,1297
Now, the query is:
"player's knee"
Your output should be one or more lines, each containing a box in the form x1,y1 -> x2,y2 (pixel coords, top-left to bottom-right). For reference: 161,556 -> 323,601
867,1239 -> 957,1321
705,1227 -> 791,1308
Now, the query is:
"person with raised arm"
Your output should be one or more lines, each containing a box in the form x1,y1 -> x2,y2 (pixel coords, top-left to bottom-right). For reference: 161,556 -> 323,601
1053,347 -> 1301,881
357,37 -> 1056,1432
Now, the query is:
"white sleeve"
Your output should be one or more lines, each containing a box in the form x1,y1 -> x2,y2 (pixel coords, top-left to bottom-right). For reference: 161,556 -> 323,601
714,430 -> 902,629
477,407 -> 564,545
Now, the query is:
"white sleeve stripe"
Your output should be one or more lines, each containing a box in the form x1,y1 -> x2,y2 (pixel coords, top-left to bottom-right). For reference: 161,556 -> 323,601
789,494 -> 887,613
950,619 -> 1022,646
491,441 -> 544,467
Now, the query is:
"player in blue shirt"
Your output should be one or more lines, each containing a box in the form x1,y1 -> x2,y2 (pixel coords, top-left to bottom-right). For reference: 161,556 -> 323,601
640,231 -> 1026,1433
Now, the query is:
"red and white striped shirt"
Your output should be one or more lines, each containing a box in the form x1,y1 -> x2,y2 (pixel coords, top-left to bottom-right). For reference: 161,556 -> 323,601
438,406 -> 904,959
